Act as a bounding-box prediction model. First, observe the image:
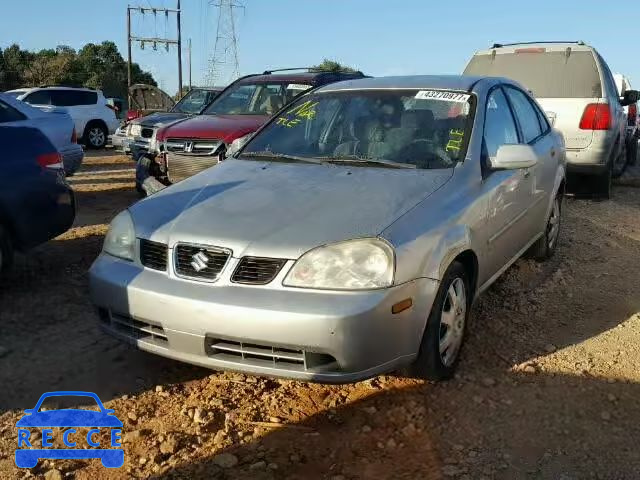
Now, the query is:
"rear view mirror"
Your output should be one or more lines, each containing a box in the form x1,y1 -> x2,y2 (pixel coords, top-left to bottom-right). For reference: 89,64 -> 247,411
490,144 -> 538,170
621,90 -> 639,107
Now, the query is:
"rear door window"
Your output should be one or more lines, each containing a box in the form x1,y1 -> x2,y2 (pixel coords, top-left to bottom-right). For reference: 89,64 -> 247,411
465,49 -> 602,98
504,87 -> 543,143
51,90 -> 97,106
0,100 -> 27,123
23,90 -> 52,105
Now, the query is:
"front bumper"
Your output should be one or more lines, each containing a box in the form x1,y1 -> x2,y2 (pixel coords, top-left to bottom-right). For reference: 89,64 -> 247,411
89,253 -> 438,383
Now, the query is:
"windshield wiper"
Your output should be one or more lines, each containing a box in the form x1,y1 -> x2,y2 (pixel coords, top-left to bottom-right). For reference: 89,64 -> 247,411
240,151 -> 325,165
319,155 -> 417,169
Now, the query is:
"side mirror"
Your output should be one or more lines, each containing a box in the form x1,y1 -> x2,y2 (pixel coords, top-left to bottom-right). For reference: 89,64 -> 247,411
226,133 -> 253,158
490,144 -> 538,170
545,111 -> 557,127
621,90 -> 639,107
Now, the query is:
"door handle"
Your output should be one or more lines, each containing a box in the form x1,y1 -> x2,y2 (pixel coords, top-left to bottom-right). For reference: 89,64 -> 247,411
550,148 -> 556,157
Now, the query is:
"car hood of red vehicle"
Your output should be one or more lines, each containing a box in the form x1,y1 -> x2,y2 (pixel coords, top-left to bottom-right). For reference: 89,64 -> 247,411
162,114 -> 267,143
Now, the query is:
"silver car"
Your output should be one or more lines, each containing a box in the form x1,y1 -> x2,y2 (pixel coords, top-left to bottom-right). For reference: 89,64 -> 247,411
89,75 -> 566,383
464,41 -> 639,198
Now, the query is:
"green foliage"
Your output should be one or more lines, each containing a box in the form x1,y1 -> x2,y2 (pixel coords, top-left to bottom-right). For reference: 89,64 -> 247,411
310,59 -> 358,73
0,41 -> 157,100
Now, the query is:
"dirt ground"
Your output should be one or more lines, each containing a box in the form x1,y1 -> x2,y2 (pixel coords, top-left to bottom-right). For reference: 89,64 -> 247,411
1,150 -> 640,480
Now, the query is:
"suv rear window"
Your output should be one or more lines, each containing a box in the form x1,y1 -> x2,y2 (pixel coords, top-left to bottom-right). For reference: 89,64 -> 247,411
464,50 -> 602,98
50,90 -> 97,106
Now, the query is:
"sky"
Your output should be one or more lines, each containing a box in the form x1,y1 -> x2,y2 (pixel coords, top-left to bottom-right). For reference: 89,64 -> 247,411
1,0 -> 637,95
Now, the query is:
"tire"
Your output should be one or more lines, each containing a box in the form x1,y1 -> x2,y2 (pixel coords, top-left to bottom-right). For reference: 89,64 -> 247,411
596,162 -> 612,199
627,136 -> 638,167
612,142 -> 627,179
84,122 -> 108,149
528,193 -> 562,261
408,261 -> 471,381
0,224 -> 14,273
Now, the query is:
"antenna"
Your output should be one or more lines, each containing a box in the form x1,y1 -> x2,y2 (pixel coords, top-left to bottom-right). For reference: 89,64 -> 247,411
205,0 -> 244,86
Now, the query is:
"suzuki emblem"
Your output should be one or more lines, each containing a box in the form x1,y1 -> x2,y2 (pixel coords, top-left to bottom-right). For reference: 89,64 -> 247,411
190,251 -> 209,272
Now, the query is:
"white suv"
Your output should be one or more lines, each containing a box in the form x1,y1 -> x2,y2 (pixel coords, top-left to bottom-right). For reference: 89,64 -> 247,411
5,87 -> 120,149
464,41 -> 639,198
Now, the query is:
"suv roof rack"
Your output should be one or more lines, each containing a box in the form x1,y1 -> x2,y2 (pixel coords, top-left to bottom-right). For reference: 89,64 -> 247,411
37,84 -> 96,90
491,40 -> 586,48
262,67 -> 364,75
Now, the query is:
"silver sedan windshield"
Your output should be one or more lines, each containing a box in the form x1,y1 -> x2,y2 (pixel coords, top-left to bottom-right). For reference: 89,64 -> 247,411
241,89 -> 474,169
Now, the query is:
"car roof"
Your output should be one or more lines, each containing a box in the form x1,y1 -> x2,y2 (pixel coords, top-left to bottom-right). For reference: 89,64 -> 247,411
473,41 -> 595,55
237,71 -> 362,85
316,75 -> 489,93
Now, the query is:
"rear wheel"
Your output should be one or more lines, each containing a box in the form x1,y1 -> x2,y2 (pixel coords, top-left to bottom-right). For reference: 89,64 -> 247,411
0,225 -> 14,273
612,142 -> 628,179
84,122 -> 108,149
408,261 -> 470,381
596,162 -> 612,199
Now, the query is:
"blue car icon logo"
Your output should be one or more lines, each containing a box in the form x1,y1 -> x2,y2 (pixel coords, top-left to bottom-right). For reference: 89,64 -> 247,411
15,391 -> 124,468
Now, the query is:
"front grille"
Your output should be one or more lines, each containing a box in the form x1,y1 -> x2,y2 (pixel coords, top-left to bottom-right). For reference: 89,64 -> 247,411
174,243 -> 230,281
109,312 -> 168,344
141,127 -> 154,139
166,152 -> 220,184
140,239 -> 168,271
164,138 -> 222,155
231,257 -> 287,285
206,338 -> 337,371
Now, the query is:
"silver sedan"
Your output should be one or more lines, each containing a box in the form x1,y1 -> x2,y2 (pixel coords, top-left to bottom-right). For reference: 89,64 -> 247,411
89,75 -> 565,383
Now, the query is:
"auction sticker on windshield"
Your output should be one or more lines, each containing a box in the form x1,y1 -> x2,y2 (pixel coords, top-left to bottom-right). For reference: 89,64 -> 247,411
415,90 -> 470,102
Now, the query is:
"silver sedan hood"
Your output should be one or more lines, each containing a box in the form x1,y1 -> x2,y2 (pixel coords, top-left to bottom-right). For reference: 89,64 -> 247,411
130,159 -> 452,259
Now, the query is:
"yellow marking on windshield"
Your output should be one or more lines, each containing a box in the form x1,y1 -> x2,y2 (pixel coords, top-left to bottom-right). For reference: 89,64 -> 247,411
446,129 -> 465,152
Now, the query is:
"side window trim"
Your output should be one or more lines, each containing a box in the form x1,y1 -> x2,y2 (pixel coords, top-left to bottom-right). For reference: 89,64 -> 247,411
481,85 -> 520,167
496,85 -> 524,143
503,85 -> 548,145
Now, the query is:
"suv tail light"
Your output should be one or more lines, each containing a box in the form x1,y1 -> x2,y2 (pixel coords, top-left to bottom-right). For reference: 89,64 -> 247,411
579,103 -> 611,130
628,103 -> 637,127
37,152 -> 63,169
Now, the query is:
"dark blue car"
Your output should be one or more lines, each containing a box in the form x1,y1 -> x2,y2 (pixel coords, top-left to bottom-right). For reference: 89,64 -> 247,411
15,391 -> 124,468
0,125 -> 75,272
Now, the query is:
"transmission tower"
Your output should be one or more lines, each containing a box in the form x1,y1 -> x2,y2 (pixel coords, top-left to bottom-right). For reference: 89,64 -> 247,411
205,0 -> 243,86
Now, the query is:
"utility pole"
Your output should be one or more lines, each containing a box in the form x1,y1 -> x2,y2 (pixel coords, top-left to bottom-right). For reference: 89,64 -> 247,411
188,38 -> 192,91
126,3 -> 183,103
177,0 -> 183,98
127,7 -> 132,107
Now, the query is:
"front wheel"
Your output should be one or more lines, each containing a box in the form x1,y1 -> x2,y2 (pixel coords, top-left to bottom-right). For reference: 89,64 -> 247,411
408,261 -> 470,381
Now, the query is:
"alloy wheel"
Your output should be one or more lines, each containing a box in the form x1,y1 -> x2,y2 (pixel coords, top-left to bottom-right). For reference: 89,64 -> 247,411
439,277 -> 467,367
89,127 -> 105,147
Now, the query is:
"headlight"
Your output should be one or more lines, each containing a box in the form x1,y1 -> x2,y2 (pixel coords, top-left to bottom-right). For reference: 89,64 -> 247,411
130,124 -> 142,137
148,129 -> 158,152
283,238 -> 394,290
103,211 -> 135,261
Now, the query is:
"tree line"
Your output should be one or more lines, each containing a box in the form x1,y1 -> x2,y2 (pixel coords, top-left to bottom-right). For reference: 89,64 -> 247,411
0,41 -> 157,100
